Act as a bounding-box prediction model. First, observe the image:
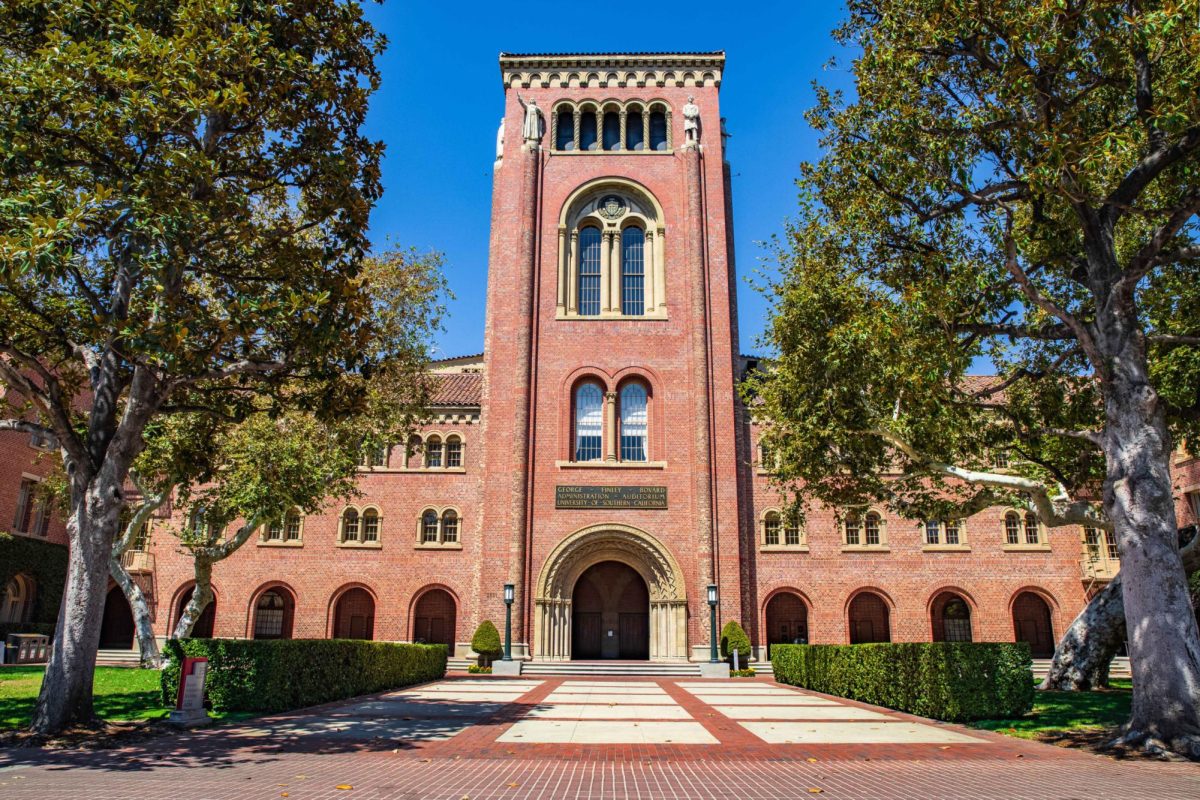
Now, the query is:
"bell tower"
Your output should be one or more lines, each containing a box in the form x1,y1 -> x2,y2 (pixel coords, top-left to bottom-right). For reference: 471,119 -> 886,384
477,52 -> 745,662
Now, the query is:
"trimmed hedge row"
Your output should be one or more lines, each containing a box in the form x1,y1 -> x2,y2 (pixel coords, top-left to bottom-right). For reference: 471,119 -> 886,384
771,642 -> 1034,722
161,638 -> 447,713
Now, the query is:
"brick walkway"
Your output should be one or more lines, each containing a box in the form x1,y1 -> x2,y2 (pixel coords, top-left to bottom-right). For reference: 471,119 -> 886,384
0,675 -> 1195,799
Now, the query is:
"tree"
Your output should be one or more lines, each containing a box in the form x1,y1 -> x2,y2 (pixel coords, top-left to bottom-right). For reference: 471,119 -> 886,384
720,620 -> 751,664
749,1 -> 1200,756
471,621 -> 503,667
0,0 -> 394,733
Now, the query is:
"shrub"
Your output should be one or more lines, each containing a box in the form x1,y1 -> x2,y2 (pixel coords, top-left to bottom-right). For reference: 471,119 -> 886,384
471,620 -> 503,666
731,668 -> 757,678
720,620 -> 751,663
160,638 -> 446,714
468,664 -> 492,674
772,642 -> 1034,722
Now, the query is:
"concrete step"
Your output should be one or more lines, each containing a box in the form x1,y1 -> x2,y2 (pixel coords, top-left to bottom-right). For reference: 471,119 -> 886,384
1032,656 -> 1131,680
523,661 -> 702,676
95,649 -> 142,667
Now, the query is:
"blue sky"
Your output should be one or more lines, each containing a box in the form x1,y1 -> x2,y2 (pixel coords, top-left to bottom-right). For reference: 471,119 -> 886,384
359,1 -> 853,359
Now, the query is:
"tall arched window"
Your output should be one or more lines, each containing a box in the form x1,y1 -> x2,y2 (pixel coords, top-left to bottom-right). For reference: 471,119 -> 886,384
574,382 -> 604,462
341,508 -> 360,543
253,590 -> 293,639
864,512 -> 883,546
555,109 -> 575,150
602,111 -> 620,150
580,110 -> 598,150
362,509 -> 380,542
441,510 -> 459,543
763,512 -> 781,546
619,382 -> 648,461
445,435 -> 463,468
621,227 -> 645,316
1024,512 -> 1041,544
626,109 -> 644,150
1004,511 -> 1021,544
0,574 -> 33,625
422,510 -> 439,543
649,110 -> 668,150
425,435 -> 443,468
578,227 -> 602,316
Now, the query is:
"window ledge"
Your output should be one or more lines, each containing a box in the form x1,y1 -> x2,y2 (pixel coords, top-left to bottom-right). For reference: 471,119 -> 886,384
755,468 -> 776,477
551,150 -> 674,157
760,545 -> 809,553
358,467 -> 467,474
922,545 -> 971,552
1003,543 -> 1051,552
338,541 -> 382,550
840,545 -> 890,553
556,460 -> 667,470
257,540 -> 304,548
414,542 -> 463,551
555,312 -> 669,322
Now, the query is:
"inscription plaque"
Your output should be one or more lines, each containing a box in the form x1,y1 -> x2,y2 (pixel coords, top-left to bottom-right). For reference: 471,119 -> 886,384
555,485 -> 668,509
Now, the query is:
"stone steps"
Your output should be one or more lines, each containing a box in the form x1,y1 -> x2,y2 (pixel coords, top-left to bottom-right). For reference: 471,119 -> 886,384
1032,656 -> 1131,680
95,648 -> 142,667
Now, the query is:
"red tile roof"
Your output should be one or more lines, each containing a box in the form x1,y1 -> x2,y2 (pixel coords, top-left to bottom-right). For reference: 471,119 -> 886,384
429,372 -> 482,406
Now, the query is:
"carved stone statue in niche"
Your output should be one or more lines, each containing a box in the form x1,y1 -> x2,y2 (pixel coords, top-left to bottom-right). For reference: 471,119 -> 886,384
682,96 -> 700,147
517,93 -> 544,147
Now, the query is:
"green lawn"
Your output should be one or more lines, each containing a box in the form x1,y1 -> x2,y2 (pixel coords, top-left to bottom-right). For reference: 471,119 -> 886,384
0,666 -> 170,729
972,680 -> 1132,740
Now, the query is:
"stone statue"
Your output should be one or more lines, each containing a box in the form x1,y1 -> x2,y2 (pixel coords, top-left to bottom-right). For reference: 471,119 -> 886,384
682,96 -> 700,147
495,117 -> 505,161
517,93 -> 544,146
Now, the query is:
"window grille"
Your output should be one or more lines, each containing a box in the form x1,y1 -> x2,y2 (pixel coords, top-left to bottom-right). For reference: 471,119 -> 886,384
362,510 -> 379,542
764,513 -> 780,546
342,509 -> 360,542
925,520 -> 940,545
254,592 -> 285,638
442,511 -> 458,543
865,513 -> 882,545
945,520 -> 960,545
285,511 -> 302,541
1024,513 -> 1040,544
445,438 -> 462,467
845,516 -> 861,545
1005,512 -> 1021,545
574,383 -> 603,461
619,383 -> 647,461
422,511 -> 439,543
578,227 -> 602,316
784,521 -> 802,546
621,227 -> 645,316
425,437 -> 443,468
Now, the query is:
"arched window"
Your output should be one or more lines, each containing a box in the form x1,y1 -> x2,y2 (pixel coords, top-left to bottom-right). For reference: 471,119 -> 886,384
422,510 -> 439,543
924,520 -> 940,546
361,441 -> 388,468
574,382 -> 604,461
626,109 -> 645,150
1024,512 -> 1041,545
864,512 -> 883,546
619,382 -> 648,461
0,574 -> 33,625
441,510 -> 459,543
845,511 -> 884,547
425,435 -> 443,468
361,508 -> 380,542
849,591 -> 891,643
602,111 -> 620,150
265,509 -> 303,544
580,110 -> 598,150
621,227 -> 645,316
784,516 -> 803,546
189,506 -> 224,541
844,513 -> 861,546
341,508 -> 360,543
763,511 -> 781,546
577,227 -> 602,316
649,110 -> 668,150
944,520 -> 961,545
932,592 -> 972,642
555,109 -> 575,150
253,589 -> 294,640
1004,511 -> 1021,545
445,435 -> 463,468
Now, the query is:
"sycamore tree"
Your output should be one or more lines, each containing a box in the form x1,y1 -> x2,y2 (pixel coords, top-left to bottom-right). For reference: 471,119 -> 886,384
111,249 -> 444,664
0,0 -> 399,733
749,1 -> 1200,756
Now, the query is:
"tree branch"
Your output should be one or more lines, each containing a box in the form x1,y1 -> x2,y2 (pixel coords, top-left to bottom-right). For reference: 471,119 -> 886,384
1103,125 -> 1200,224
1148,334 -> 1200,348
0,418 -> 57,440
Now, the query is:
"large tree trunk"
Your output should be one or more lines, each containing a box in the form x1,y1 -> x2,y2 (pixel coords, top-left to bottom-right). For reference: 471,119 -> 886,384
109,556 -> 160,667
173,558 -> 214,639
1043,534 -> 1200,691
1100,318 -> 1200,757
29,479 -> 123,733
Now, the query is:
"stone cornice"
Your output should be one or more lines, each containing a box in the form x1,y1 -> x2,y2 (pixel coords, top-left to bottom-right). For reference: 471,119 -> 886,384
499,52 -> 724,89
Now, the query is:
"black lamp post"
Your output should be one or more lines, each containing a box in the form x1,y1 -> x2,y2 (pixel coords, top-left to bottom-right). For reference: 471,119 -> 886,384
707,583 -> 719,663
502,583 -> 514,662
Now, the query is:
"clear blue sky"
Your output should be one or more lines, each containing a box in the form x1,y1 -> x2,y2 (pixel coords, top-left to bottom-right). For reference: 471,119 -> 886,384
359,1 -> 853,359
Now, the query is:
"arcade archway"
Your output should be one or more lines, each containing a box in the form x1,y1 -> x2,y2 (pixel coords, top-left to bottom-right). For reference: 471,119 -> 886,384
571,561 -> 649,660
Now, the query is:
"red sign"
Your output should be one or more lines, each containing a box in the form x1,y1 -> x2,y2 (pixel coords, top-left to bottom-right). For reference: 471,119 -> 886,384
175,656 -> 209,711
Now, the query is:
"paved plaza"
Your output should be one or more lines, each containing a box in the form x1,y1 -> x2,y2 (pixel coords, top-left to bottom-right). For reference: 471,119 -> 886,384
1,676 -> 1196,799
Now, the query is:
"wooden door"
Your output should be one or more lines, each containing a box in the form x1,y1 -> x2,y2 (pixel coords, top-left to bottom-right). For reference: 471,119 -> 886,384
572,612 -> 602,659
618,613 -> 649,660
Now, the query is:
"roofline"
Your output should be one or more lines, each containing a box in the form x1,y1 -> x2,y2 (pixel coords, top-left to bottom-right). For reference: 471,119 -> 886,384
499,51 -> 725,74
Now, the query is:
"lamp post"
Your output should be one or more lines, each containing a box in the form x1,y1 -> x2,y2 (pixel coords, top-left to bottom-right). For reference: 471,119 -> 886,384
707,583 -> 719,663
503,583 -> 514,662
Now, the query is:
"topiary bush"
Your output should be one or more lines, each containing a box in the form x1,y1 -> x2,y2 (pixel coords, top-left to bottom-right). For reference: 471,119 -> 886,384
720,620 -> 751,664
160,638 -> 446,714
772,642 -> 1034,722
471,620 -> 503,666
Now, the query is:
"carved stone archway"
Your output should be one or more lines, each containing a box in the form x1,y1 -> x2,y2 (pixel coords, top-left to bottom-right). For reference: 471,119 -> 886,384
534,524 -> 688,660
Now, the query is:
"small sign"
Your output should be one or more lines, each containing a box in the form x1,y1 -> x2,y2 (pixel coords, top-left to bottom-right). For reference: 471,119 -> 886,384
170,656 -> 211,727
555,485 -> 668,509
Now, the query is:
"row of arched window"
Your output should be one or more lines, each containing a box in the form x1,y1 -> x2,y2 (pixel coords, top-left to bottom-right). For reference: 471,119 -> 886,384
361,433 -> 467,470
758,509 -> 1050,550
573,380 -> 649,462
552,100 -> 671,152
763,588 -> 1058,657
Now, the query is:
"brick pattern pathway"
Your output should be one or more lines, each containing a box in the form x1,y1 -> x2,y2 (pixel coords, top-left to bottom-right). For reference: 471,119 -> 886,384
0,674 -> 1195,799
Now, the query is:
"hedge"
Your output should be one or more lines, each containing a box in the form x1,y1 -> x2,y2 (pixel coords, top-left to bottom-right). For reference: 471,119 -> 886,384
161,638 -> 447,713
0,531 -> 67,636
471,620 -> 503,665
720,620 -> 751,661
771,642 -> 1034,722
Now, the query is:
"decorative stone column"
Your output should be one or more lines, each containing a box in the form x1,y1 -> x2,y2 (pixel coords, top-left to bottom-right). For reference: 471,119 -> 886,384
604,391 -> 618,462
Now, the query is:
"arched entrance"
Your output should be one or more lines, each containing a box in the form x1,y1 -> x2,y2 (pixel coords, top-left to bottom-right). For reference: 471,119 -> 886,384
571,561 -> 649,660
765,591 -> 808,658
931,591 -> 972,642
99,585 -> 134,649
252,587 -> 295,639
534,524 -> 688,660
412,588 -> 456,648
175,586 -> 216,638
848,591 -> 891,644
1012,591 -> 1054,657
333,587 -> 375,640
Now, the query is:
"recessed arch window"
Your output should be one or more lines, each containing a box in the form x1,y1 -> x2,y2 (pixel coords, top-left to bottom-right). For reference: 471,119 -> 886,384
924,519 -> 966,547
577,226 -> 602,316
1024,512 -> 1041,545
864,512 -> 883,546
621,226 -> 645,316
763,511 -> 781,546
189,506 -> 224,541
253,589 -> 294,639
417,508 -> 462,547
362,508 -> 380,542
1,574 -> 34,625
626,109 -> 645,150
555,109 -> 575,150
784,516 -> 803,546
844,511 -> 886,548
552,100 -> 671,153
425,435 -> 443,468
264,508 -> 304,545
341,508 -> 360,543
602,110 -> 620,150
580,110 -> 598,150
649,109 -> 668,150
574,382 -> 604,462
619,382 -> 648,462
421,510 -> 439,543
441,510 -> 459,543
1004,511 -> 1021,545
445,435 -> 463,468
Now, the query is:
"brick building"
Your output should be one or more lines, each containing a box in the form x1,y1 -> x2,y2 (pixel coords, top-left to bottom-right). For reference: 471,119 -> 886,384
6,52 -> 1199,663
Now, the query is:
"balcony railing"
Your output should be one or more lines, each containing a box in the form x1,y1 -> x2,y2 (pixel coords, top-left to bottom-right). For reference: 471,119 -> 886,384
120,550 -> 155,574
